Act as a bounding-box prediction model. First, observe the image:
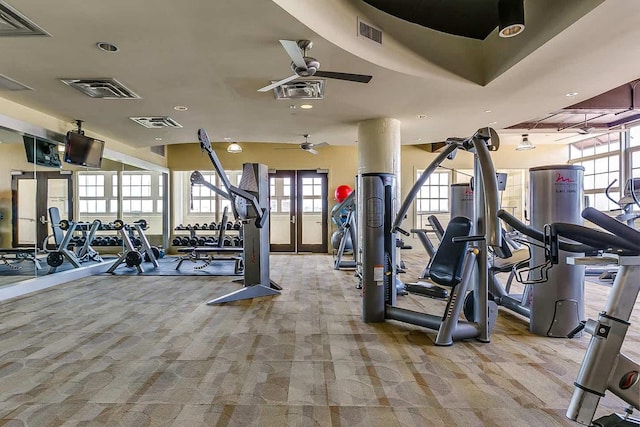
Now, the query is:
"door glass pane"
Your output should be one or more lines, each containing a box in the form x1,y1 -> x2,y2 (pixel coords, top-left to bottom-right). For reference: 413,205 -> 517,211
270,176 -> 291,245
47,179 -> 69,237
18,179 -> 37,245
300,177 -> 323,246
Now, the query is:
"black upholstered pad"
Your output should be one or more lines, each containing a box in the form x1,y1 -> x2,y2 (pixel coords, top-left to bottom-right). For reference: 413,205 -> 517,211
428,216 -> 472,287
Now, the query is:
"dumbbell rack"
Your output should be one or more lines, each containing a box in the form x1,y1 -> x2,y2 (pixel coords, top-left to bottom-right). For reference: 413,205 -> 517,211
107,221 -> 158,274
172,222 -> 243,248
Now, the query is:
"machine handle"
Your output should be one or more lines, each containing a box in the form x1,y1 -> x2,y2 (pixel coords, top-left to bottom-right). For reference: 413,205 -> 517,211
452,235 -> 485,243
394,227 -> 410,236
567,321 -> 586,338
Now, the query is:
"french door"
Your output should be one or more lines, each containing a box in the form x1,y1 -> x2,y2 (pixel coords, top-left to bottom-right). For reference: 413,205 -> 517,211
12,171 -> 73,249
269,170 -> 327,253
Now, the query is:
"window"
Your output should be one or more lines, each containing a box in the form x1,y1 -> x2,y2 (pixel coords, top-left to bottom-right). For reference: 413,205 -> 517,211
121,173 -> 154,213
190,172 -> 217,213
78,173 -> 112,214
416,171 -> 450,214
302,177 -> 322,212
569,133 -> 621,211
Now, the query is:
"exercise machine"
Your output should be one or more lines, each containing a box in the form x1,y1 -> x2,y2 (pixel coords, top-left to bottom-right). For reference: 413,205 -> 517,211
106,219 -> 158,273
46,207 -> 103,273
362,127 -> 504,345
332,190 -> 357,270
534,207 -> 640,426
197,128 -> 281,304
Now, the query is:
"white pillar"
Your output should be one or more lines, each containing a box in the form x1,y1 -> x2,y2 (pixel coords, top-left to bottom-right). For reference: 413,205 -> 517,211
357,118 -> 401,175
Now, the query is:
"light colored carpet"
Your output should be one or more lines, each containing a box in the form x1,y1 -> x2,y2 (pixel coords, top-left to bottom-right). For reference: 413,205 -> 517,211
0,252 -> 638,426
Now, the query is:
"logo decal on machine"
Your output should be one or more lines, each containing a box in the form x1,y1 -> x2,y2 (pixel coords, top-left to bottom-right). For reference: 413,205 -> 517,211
554,173 -> 578,194
619,371 -> 639,390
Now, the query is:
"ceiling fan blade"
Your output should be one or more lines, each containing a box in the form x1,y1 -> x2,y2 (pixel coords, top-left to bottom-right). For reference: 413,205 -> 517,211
305,148 -> 319,155
310,142 -> 328,148
257,74 -> 299,92
279,40 -> 307,70
314,71 -> 372,83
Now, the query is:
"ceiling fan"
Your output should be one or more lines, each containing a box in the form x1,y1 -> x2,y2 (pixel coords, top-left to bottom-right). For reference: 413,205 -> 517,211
555,114 -> 597,141
277,134 -> 328,155
257,40 -> 373,92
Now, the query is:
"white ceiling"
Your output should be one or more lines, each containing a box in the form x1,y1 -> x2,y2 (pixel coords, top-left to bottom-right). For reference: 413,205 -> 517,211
0,0 -> 639,149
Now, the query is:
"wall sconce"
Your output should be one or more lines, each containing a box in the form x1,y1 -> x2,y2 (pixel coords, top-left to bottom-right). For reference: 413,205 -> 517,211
498,0 -> 525,38
516,134 -> 535,151
227,141 -> 242,153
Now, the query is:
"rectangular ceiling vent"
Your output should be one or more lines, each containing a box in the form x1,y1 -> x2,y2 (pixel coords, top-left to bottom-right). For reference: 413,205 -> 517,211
0,2 -> 49,36
130,116 -> 183,129
0,74 -> 33,91
60,78 -> 141,99
274,80 -> 325,100
358,18 -> 382,44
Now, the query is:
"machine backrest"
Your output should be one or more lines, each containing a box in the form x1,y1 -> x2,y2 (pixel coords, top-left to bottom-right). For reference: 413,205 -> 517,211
48,207 -> 64,246
427,215 -> 445,240
428,216 -> 472,287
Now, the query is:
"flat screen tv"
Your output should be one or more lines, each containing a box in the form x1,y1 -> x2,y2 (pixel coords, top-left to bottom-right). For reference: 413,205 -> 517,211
23,135 -> 62,168
64,131 -> 105,168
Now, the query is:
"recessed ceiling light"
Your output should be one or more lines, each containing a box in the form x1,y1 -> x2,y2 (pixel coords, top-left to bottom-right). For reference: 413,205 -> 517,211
565,92 -> 579,97
488,121 -> 498,125
289,105 -> 296,109
484,110 -> 492,113
417,114 -> 427,119
300,104 -> 313,109
96,42 -> 119,53
224,137 -> 232,141
173,105 -> 188,111
417,138 -> 422,141
155,137 -> 163,141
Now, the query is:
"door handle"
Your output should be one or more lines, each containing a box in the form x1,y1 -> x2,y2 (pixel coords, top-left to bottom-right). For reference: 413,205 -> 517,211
39,215 -> 48,224
291,215 -> 296,224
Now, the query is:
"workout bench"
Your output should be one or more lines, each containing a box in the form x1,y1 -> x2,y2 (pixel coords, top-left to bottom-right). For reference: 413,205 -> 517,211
0,248 -> 42,270
176,246 -> 244,274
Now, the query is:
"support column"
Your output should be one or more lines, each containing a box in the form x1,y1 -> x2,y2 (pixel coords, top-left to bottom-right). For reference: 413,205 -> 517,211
358,118 -> 401,323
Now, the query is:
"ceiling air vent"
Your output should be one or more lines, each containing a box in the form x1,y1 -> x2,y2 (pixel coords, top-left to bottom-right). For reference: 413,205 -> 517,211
130,116 -> 183,129
0,74 -> 33,91
60,78 -> 141,99
358,18 -> 382,44
274,80 -> 325,100
0,2 -> 49,36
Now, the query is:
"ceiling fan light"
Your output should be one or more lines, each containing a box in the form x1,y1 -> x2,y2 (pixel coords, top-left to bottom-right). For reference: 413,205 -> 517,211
227,142 -> 243,153
498,0 -> 525,38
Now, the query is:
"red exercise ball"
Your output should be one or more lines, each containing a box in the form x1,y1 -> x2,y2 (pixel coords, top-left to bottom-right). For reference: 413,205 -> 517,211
334,185 -> 353,202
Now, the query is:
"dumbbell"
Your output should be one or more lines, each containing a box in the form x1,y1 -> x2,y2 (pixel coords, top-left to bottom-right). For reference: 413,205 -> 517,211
116,237 -> 124,246
197,237 -> 206,246
185,224 -> 193,230
134,219 -> 148,230
233,221 -> 241,230
77,237 -> 86,246
206,236 -> 216,245
176,224 -> 185,230
125,250 -> 143,267
178,237 -> 188,246
92,237 -> 103,246
232,236 -> 241,247
132,237 -> 142,247
172,237 -> 182,246
193,223 -> 200,230
225,222 -> 233,230
223,236 -> 232,246
188,237 -> 198,246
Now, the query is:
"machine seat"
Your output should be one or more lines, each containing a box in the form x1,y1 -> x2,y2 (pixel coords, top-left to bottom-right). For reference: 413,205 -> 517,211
428,216 -> 472,288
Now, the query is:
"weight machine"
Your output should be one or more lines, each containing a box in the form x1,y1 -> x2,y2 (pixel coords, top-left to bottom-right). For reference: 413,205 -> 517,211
46,207 -> 103,272
197,128 -> 281,304
106,219 -> 158,273
362,127 -> 504,346
530,207 -> 640,427
332,191 -> 357,270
